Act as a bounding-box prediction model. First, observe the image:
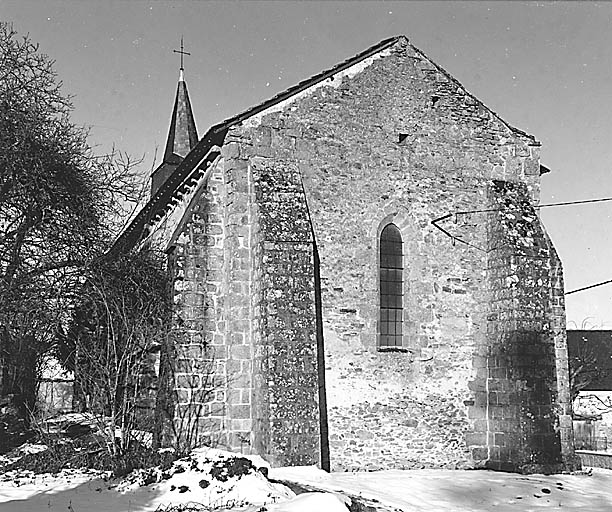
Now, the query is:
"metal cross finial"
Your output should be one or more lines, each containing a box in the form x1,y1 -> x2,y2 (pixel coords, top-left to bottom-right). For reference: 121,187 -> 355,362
173,36 -> 190,70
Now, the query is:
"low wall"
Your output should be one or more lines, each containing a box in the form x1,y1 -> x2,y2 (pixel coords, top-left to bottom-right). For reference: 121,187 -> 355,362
576,450 -> 612,469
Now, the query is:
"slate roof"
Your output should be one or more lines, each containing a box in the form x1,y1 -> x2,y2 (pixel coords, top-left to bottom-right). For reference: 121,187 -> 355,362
149,71 -> 200,197
163,75 -> 199,163
110,35 -> 546,255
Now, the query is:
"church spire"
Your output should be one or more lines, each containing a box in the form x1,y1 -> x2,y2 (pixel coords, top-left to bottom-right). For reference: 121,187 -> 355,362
162,68 -> 198,162
150,38 -> 198,196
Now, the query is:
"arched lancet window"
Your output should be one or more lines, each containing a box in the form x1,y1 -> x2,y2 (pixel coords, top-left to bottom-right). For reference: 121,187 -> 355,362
379,224 -> 403,348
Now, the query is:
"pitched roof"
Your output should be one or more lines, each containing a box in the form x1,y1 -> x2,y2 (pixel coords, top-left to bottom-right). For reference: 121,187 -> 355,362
110,36 -> 402,255
163,71 -> 198,162
110,35 -> 543,255
150,70 -> 199,197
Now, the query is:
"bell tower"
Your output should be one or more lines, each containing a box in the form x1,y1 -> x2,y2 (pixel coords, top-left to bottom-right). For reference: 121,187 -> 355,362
150,38 -> 198,196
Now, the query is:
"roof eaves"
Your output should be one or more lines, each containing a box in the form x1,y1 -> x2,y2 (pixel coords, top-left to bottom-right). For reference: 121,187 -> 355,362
110,36 -> 405,255
218,35 -> 402,128
108,127 -> 227,256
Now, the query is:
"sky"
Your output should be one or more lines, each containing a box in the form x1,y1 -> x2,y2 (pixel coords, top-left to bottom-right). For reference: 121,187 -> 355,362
3,0 -> 612,327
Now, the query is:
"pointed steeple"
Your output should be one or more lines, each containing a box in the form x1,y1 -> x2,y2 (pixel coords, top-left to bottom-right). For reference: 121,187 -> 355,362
151,41 -> 198,196
162,69 -> 198,163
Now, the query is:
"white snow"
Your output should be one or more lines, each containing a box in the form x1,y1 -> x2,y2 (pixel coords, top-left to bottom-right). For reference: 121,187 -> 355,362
42,412 -> 98,433
267,492 -> 349,512
114,447 -> 293,509
15,443 -> 48,455
2,445 -> 612,511
575,391 -> 612,425
0,447 -> 292,512
271,465 -> 612,511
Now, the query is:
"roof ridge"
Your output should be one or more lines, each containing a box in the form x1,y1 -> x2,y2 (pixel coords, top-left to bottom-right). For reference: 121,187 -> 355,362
111,34 -> 537,255
215,35 -> 403,130
407,41 -> 538,143
111,36 -> 406,254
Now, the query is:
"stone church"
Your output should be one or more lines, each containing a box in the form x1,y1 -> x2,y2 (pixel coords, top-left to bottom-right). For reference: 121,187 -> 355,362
112,36 -> 578,473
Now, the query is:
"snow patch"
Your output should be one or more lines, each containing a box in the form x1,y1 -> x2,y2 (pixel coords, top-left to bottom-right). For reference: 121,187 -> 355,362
115,446 -> 293,509
16,443 -> 48,455
268,492 -> 349,512
4,446 -> 612,511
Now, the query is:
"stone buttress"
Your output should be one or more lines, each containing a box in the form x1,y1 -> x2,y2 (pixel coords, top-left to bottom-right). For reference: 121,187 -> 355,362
122,35 -> 576,472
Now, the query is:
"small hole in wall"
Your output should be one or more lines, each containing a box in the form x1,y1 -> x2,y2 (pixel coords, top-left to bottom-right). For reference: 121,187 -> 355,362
431,95 -> 440,107
398,133 -> 408,144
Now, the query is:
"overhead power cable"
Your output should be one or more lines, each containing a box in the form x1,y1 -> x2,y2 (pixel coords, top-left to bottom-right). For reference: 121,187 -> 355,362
431,195 -> 612,296
539,196 -> 612,209
565,279 -> 612,296
452,195 -> 612,216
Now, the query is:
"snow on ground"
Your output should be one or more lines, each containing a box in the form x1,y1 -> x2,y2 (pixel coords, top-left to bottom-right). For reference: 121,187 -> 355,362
0,447 -> 297,512
0,468 -> 108,506
114,447 -> 294,508
271,465 -> 612,511
15,443 -> 48,455
2,445 -> 612,512
269,492 -> 349,512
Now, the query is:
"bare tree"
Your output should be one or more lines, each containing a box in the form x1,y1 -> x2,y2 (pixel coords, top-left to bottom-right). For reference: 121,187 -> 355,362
59,250 -> 171,457
569,340 -> 600,402
0,23 -> 143,421
155,345 -> 220,456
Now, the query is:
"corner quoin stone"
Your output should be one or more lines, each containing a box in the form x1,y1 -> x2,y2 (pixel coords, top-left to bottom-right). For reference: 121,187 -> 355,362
135,36 -> 577,473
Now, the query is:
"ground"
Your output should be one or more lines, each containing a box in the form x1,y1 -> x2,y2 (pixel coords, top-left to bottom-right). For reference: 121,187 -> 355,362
1,444 -> 611,512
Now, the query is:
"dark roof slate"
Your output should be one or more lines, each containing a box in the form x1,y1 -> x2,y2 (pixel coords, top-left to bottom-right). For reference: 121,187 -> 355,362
111,35 -> 542,255
163,79 -> 198,162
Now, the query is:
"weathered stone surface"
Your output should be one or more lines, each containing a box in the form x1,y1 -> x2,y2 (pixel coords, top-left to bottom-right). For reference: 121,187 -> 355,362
465,180 -> 579,473
141,36 -> 575,472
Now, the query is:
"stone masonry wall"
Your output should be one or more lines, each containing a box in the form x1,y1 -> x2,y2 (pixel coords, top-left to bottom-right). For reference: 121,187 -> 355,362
230,37 -> 572,470
251,155 -> 324,467
155,133 -> 326,464
167,159 -> 229,449
222,132 -> 327,467
151,36 -> 573,471
219,139 -> 256,454
467,180 -> 577,472
549,239 -> 578,466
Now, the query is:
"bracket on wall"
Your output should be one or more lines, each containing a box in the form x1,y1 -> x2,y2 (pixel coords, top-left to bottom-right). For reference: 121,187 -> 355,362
430,213 -> 487,253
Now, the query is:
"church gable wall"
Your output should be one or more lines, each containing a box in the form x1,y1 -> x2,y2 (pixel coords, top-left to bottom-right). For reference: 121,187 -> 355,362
225,38 -> 572,471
